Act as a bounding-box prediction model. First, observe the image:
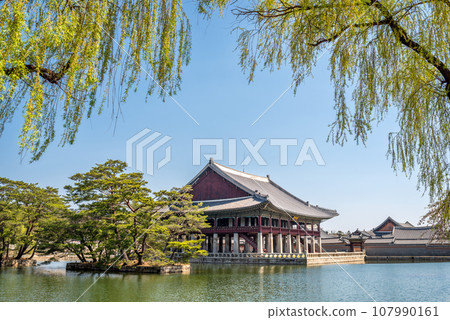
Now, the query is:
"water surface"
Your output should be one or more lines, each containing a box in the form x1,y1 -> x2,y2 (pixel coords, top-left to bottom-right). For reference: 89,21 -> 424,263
1,262 -> 449,302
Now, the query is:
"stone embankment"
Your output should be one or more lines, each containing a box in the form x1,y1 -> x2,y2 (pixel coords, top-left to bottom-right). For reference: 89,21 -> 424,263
0,259 -> 37,267
366,256 -> 450,263
306,252 -> 366,265
191,253 -> 307,265
66,262 -> 190,274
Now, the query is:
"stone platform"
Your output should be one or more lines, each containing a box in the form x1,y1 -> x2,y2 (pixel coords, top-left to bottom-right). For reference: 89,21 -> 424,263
191,253 -> 307,265
191,252 -> 366,266
66,262 -> 190,274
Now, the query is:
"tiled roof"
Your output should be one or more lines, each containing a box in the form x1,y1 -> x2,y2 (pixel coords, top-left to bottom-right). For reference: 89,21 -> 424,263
365,237 -> 394,244
188,160 -> 338,220
392,226 -> 433,239
373,216 -> 402,232
194,196 -> 266,212
365,226 -> 450,246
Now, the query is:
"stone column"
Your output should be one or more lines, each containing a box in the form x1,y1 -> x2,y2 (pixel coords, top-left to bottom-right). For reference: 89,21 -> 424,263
218,235 -> 223,253
311,236 -> 316,253
212,233 -> 218,253
257,232 -> 264,253
244,241 -> 250,253
318,236 -> 322,253
277,233 -> 283,253
268,233 -> 274,253
304,236 -> 309,254
286,234 -> 292,254
233,233 -> 239,253
296,235 -> 302,253
224,234 -> 230,253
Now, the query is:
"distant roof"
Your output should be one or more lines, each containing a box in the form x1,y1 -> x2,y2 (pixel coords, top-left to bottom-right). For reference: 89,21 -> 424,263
373,216 -> 415,232
392,226 -> 433,239
366,226 -> 450,245
188,159 -> 338,220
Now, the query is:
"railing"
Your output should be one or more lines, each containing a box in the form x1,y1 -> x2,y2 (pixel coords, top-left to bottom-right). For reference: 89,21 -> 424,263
201,226 -> 320,236
307,251 -> 366,258
203,252 -> 306,259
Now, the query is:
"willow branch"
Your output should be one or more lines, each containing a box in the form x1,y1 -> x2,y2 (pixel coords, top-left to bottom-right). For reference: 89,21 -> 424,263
370,0 -> 450,98
309,19 -> 390,47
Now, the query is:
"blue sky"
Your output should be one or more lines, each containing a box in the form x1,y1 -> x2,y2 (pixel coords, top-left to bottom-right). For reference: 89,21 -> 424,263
0,5 -> 429,231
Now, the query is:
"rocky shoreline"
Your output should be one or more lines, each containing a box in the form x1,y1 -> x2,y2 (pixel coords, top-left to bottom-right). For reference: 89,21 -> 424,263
66,262 -> 190,274
0,259 -> 37,267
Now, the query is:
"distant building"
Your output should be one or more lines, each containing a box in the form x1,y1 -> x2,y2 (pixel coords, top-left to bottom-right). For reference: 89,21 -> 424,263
188,159 -> 338,255
365,224 -> 450,256
322,217 -> 450,257
372,216 -> 414,237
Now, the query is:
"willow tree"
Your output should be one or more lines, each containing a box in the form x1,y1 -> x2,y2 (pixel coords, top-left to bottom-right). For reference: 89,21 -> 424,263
199,0 -> 450,235
0,0 -> 191,160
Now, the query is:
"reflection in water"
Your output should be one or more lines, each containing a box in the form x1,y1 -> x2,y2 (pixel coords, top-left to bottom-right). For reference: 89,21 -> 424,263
0,262 -> 450,302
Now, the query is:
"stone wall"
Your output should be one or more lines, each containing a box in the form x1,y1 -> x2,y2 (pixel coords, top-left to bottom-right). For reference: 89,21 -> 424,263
366,256 -> 450,263
0,259 -> 37,267
66,262 -> 190,274
191,252 -> 366,266
191,253 -> 306,265
306,252 -> 366,266
366,244 -> 450,256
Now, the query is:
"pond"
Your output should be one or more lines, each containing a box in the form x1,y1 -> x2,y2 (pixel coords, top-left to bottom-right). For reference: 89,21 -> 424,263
1,262 -> 449,302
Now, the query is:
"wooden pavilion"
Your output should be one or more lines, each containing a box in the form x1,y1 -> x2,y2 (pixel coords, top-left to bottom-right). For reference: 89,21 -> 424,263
188,159 -> 339,255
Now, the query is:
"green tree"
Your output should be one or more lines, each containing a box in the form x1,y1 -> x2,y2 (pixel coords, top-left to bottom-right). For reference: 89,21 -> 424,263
0,177 -> 68,260
64,159 -> 207,265
199,0 -> 450,235
0,0 -> 191,160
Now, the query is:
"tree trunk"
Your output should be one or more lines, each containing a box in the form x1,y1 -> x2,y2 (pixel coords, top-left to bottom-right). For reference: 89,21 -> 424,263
29,246 -> 37,259
15,244 -> 29,259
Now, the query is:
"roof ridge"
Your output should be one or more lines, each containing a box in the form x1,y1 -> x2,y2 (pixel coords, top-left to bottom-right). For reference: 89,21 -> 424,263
267,178 -> 309,205
395,226 -> 432,230
213,161 -> 269,182
193,196 -> 254,203
268,179 -> 338,214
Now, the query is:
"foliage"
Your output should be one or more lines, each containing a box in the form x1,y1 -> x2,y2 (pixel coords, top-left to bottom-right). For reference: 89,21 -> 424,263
63,159 -> 207,265
421,191 -> 450,239
0,0 -> 191,160
0,160 -> 208,265
0,177 -> 68,261
199,0 -> 450,232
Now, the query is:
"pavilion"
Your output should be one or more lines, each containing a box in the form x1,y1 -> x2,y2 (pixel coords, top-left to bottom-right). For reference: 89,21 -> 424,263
188,159 -> 339,255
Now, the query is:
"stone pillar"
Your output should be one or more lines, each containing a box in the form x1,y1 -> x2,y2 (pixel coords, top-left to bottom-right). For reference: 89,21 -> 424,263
224,234 -> 230,253
244,241 -> 250,253
304,236 -> 309,254
268,233 -> 274,253
311,236 -> 316,253
296,235 -> 302,253
318,236 -> 322,253
212,233 -> 218,253
286,234 -> 292,254
233,233 -> 239,253
277,233 -> 283,253
257,232 -> 263,253
218,235 -> 223,253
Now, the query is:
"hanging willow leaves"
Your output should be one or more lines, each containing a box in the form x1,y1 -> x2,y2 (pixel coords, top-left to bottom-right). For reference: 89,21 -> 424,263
0,0 -> 191,160
199,0 -> 450,234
